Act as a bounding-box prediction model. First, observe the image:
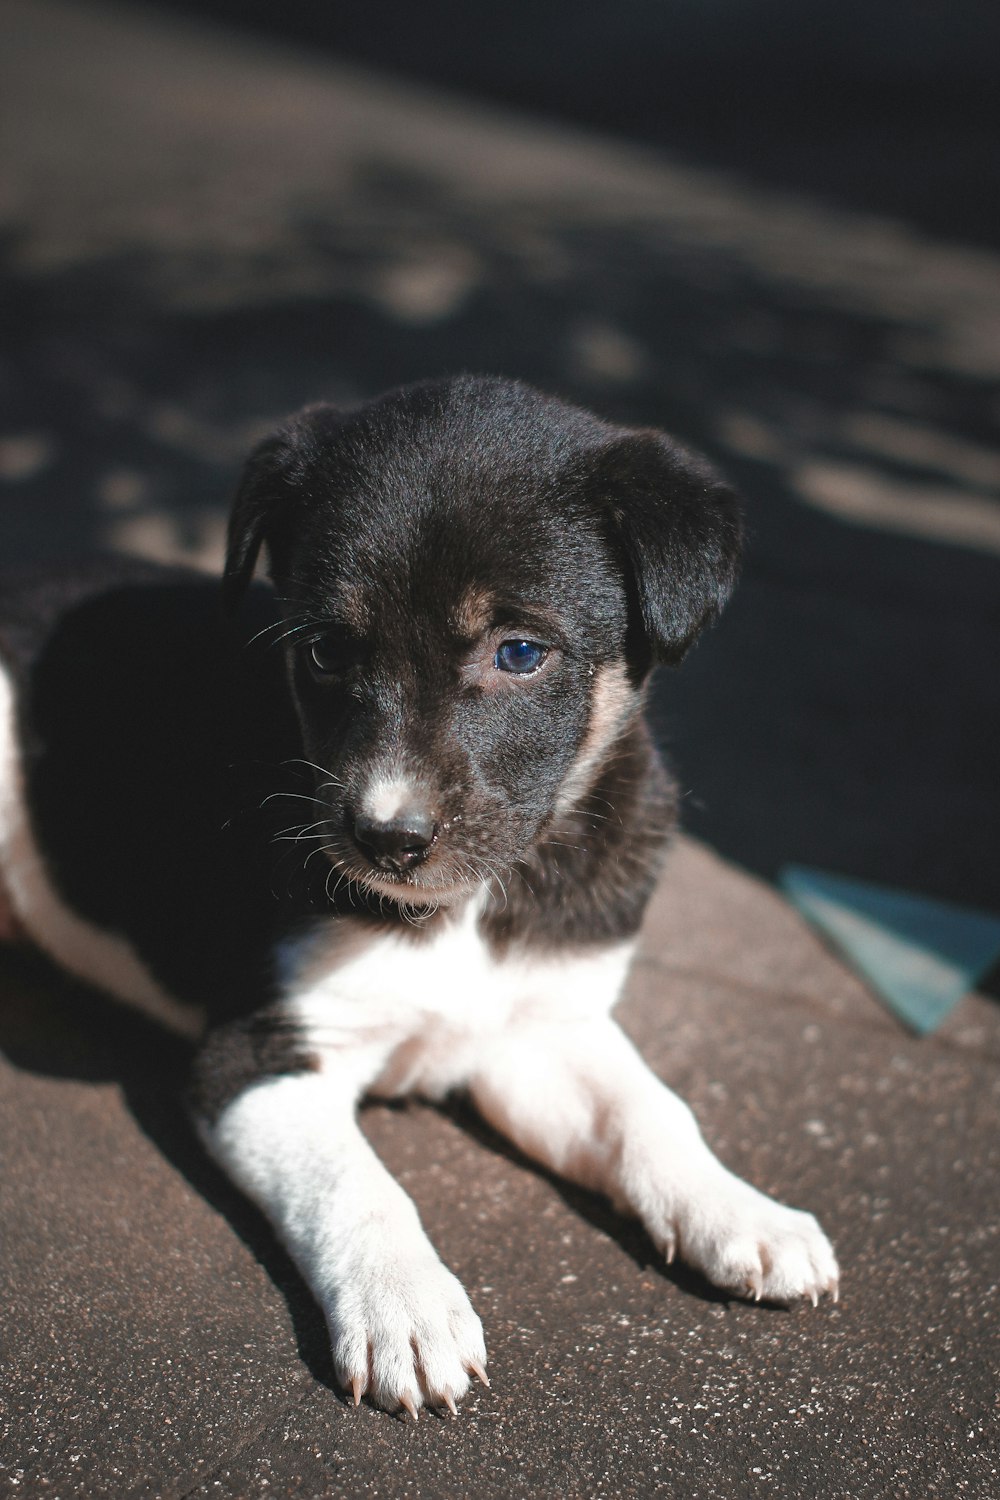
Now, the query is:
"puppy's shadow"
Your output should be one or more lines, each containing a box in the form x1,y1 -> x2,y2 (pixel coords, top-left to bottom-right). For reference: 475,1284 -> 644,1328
430,1096 -> 734,1306
0,945 -> 338,1393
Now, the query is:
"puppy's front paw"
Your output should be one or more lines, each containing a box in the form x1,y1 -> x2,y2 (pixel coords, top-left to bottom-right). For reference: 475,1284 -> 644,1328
660,1176 -> 839,1306
327,1247 -> 488,1416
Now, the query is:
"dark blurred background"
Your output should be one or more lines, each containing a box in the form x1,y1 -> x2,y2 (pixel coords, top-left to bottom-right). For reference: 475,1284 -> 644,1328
2,0 -> 999,910
154,0 -> 1000,247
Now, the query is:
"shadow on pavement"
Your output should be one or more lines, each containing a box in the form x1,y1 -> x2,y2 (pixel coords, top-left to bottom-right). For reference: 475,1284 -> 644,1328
0,946 -> 341,1394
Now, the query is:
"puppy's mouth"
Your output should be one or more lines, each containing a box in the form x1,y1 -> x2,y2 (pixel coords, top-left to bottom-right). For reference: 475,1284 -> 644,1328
330,854 -> 469,909
322,819 -> 474,909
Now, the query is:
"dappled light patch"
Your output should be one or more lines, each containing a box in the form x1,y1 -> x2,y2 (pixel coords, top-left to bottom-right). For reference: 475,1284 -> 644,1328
792,463 -> 1000,556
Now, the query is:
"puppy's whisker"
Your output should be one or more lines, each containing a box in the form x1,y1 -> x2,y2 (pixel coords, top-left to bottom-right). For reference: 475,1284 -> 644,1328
464,852 -> 509,912
272,817 -> 337,841
280,758 -> 343,782
451,856 -> 488,905
477,864 -> 507,912
288,818 -> 337,839
272,830 -> 338,846
539,837 -> 590,858
304,841 -> 342,870
266,621 -> 322,650
244,615 -> 311,649
260,791 -> 336,811
510,862 -> 538,900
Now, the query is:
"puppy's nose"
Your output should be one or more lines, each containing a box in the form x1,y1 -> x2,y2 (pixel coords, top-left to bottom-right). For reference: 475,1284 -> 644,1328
353,810 -> 437,873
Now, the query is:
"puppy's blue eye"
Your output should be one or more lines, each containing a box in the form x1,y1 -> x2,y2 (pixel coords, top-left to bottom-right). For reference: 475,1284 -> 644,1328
495,640 -> 546,675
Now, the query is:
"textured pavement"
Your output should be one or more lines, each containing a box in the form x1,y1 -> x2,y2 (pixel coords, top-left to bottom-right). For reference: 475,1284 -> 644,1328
2,3 -> 999,1496
4,842 -> 998,1497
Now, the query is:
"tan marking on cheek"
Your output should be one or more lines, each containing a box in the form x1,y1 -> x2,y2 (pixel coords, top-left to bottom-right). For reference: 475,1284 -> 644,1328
450,585 -> 494,640
555,661 -> 637,813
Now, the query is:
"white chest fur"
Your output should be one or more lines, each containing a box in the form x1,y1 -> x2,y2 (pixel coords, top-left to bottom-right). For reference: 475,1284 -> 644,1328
280,897 -> 635,1101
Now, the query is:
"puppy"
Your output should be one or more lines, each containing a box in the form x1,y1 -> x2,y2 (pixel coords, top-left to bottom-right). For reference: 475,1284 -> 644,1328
0,375 -> 838,1416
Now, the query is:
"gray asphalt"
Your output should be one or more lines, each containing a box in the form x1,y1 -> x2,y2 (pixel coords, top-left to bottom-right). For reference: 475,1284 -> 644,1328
2,3 -> 998,1495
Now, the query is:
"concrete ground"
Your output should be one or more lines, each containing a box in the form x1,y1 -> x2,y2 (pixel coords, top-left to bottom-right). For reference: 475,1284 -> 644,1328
1,3 -> 998,1495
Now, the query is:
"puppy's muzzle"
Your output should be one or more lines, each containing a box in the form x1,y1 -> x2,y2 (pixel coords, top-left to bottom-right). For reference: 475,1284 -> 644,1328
352,810 -> 438,875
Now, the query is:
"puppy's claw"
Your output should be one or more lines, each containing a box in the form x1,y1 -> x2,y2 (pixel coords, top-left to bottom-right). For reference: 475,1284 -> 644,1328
467,1360 -> 490,1389
442,1389 -> 459,1417
809,1287 -> 819,1308
663,1236 -> 677,1265
399,1392 -> 419,1422
746,1269 -> 764,1302
350,1376 -> 364,1407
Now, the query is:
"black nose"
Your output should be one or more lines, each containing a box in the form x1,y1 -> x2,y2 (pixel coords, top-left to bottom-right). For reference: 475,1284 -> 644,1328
353,810 -> 437,873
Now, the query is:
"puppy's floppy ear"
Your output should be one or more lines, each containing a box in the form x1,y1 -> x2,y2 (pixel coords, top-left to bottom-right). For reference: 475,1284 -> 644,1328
222,432 -> 294,613
598,429 -> 743,666
223,405 -> 344,609
223,404 -> 347,611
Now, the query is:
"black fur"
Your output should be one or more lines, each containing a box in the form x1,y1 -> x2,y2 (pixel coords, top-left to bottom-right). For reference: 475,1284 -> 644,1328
220,376 -> 740,919
481,718 -> 677,954
189,1007 -> 320,1126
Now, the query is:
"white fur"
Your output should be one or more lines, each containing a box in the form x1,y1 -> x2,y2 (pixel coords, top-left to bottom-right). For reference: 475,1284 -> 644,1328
363,770 -> 418,824
286,892 -> 636,1098
208,1070 -> 487,1412
205,898 -> 837,1412
0,660 -> 204,1037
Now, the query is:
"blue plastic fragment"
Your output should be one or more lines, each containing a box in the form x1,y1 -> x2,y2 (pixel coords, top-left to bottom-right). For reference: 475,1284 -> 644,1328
778,866 -> 1000,1034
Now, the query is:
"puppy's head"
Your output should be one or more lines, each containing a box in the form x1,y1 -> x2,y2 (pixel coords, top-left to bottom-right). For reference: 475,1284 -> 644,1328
225,377 -> 740,908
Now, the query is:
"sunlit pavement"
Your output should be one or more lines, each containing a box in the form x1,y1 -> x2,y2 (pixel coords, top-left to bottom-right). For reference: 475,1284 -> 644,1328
2,3 -> 998,1494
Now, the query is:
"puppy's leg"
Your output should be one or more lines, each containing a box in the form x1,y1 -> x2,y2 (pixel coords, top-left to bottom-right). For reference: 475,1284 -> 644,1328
467,1017 -> 839,1304
192,1025 -> 487,1415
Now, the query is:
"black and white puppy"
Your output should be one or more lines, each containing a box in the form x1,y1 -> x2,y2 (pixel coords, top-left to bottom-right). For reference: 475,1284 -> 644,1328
0,376 -> 838,1416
